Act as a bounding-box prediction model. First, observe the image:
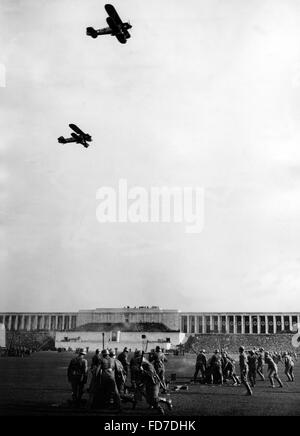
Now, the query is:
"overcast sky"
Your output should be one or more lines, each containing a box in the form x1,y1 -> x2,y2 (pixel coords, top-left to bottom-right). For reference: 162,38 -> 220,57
1,0 -> 300,313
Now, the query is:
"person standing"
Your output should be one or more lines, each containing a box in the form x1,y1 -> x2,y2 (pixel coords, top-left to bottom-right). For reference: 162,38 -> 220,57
91,349 -> 101,370
256,348 -> 265,381
210,350 -> 223,385
239,346 -> 253,396
283,352 -> 294,382
149,346 -> 168,392
264,351 -> 283,388
99,349 -> 121,411
67,349 -> 88,406
247,350 -> 258,388
88,348 -> 102,408
193,349 -> 207,383
117,347 -> 129,376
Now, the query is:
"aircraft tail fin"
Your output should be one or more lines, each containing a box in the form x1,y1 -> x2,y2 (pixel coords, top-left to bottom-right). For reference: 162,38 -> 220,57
58,136 -> 66,144
86,27 -> 98,38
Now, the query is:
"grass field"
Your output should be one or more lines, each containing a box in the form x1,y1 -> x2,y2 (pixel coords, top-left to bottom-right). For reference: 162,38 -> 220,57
0,351 -> 299,416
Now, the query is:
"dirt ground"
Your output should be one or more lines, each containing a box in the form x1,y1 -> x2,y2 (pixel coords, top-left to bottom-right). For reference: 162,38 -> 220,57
0,351 -> 299,416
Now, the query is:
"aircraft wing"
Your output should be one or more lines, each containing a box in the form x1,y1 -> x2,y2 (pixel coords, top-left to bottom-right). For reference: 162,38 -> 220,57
106,16 -> 126,43
71,132 -> 81,141
105,4 -> 123,26
69,123 -> 85,136
115,33 -> 127,44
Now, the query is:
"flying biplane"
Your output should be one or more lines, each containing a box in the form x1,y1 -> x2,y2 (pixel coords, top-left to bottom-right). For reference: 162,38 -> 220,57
86,4 -> 132,44
58,124 -> 92,148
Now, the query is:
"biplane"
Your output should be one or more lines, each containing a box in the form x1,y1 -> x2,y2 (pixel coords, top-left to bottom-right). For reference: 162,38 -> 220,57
87,4 -> 132,44
58,124 -> 92,148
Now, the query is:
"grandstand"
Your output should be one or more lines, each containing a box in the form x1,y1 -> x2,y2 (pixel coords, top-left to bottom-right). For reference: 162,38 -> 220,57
6,331 -> 55,351
185,333 -> 299,354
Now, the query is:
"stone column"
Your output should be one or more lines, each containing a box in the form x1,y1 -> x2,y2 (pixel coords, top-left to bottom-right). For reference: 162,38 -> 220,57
281,315 -> 284,332
225,315 -> 229,334
20,315 -> 25,330
210,315 -> 213,333
241,316 -> 245,334
257,316 -> 261,334
233,316 -> 237,334
217,315 -> 221,333
289,315 -> 293,331
265,316 -> 268,334
7,316 -> 12,330
202,316 -> 206,334
194,316 -> 198,334
249,316 -> 253,334
273,315 -> 276,334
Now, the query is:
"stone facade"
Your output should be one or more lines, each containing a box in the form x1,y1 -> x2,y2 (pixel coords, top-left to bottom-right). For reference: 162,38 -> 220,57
0,309 -> 299,334
180,312 -> 300,334
55,330 -> 186,352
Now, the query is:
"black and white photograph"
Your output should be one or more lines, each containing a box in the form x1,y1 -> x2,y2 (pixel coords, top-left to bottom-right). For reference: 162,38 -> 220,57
0,0 -> 300,421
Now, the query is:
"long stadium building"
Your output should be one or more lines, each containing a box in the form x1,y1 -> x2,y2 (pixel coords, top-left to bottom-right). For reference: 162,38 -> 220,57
0,307 -> 299,334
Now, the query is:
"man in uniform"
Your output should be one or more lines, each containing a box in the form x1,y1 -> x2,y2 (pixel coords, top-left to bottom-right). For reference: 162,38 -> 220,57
117,347 -> 129,376
264,351 -> 283,388
239,346 -> 253,395
210,349 -> 223,385
221,351 -> 240,385
247,350 -> 258,388
149,346 -> 168,392
87,348 -> 102,408
130,350 -> 145,406
109,349 -> 136,407
130,350 -> 143,388
283,352 -> 294,382
67,348 -> 88,406
139,356 -> 172,415
256,348 -> 265,381
193,349 -> 207,383
99,349 -> 121,411
91,348 -> 101,370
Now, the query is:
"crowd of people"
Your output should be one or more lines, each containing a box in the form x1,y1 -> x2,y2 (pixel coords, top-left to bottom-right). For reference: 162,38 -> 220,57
67,345 -> 172,414
66,344 -> 297,413
192,347 -> 297,395
1,346 -> 36,357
